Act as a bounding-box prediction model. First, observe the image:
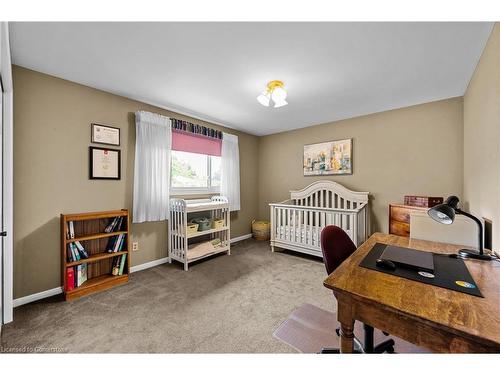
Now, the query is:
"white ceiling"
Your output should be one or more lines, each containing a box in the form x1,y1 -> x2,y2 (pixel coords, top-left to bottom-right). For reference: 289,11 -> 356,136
9,22 -> 493,136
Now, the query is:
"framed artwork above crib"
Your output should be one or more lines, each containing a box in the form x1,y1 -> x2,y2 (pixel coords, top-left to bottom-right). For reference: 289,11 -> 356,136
303,138 -> 352,176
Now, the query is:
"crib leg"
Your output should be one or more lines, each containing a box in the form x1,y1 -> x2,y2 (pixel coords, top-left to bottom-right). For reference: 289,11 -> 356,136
184,262 -> 188,271
271,245 -> 275,252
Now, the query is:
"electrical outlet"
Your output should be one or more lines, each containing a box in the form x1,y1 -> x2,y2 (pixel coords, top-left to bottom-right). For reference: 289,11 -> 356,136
132,242 -> 139,251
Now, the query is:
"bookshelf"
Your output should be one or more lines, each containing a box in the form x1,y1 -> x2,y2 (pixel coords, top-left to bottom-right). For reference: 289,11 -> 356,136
60,209 -> 130,301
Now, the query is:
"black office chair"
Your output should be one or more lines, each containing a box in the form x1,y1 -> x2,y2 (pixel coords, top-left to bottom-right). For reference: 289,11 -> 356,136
320,225 -> 395,353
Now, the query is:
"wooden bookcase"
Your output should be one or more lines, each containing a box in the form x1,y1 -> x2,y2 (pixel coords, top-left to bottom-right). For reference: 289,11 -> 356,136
61,209 -> 130,301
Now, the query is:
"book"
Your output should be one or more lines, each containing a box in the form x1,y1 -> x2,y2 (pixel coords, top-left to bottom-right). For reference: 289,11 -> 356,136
119,235 -> 126,251
113,234 -> 124,252
76,264 -> 88,287
71,243 -> 81,261
66,267 -> 75,291
67,245 -> 74,262
111,257 -> 120,276
114,217 -> 123,232
68,221 -> 75,239
118,254 -> 127,275
105,217 -> 119,233
76,265 -> 81,286
112,234 -> 120,252
68,243 -> 76,262
74,241 -> 89,259
106,235 -> 118,252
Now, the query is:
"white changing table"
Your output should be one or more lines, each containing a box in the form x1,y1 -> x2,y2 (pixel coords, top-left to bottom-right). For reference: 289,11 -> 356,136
168,196 -> 231,270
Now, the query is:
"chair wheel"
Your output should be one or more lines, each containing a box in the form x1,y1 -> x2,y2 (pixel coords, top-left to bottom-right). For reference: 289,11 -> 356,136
320,348 -> 341,354
335,328 -> 341,337
385,346 -> 395,354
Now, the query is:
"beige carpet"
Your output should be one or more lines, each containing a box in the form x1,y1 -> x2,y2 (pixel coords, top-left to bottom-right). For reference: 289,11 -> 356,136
1,239 -> 335,353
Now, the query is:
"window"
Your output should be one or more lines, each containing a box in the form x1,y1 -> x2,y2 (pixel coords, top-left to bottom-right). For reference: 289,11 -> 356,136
170,150 -> 221,194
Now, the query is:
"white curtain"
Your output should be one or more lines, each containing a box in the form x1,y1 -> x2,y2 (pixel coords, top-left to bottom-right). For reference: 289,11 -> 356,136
220,132 -> 241,211
133,111 -> 171,223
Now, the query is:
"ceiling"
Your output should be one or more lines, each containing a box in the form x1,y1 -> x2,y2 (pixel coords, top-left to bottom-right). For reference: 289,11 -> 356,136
9,22 -> 493,136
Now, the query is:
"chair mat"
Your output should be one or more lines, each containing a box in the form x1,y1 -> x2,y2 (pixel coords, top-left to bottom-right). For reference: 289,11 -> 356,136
273,303 -> 429,353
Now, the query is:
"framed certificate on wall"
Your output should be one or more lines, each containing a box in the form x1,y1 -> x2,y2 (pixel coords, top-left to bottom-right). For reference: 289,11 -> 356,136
91,123 -> 120,146
89,147 -> 121,180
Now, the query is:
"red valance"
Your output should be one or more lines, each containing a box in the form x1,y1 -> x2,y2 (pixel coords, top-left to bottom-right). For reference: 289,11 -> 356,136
171,129 -> 222,157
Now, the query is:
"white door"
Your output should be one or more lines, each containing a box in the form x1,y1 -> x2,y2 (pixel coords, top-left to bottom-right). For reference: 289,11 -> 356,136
0,21 -> 13,324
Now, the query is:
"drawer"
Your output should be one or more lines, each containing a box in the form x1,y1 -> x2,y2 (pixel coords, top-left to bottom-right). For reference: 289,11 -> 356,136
390,206 -> 412,223
389,220 -> 410,237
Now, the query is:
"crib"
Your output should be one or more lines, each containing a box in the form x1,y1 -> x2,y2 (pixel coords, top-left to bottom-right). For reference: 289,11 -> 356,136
269,181 -> 369,257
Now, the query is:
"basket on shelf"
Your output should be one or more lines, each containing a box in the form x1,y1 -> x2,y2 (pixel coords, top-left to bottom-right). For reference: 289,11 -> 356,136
192,217 -> 211,231
187,222 -> 199,235
252,220 -> 270,241
212,218 -> 225,229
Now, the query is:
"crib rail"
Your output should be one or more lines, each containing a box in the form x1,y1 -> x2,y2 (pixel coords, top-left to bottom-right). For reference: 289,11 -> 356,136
269,202 -> 368,255
272,201 -> 367,214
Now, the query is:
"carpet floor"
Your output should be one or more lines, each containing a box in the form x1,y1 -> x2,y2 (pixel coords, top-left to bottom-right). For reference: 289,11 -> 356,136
1,239 -> 335,353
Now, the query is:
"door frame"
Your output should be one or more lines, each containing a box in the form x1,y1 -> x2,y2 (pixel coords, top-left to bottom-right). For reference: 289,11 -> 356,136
1,22 -> 14,324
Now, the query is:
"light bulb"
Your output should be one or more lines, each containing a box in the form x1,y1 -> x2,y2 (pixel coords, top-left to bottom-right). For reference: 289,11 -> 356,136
271,86 -> 287,102
256,91 -> 270,107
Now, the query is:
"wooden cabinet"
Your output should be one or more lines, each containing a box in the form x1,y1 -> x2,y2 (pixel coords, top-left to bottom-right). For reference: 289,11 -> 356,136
389,204 -> 428,237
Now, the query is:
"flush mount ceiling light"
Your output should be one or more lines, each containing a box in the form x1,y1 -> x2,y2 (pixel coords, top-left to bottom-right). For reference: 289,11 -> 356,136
256,80 -> 288,108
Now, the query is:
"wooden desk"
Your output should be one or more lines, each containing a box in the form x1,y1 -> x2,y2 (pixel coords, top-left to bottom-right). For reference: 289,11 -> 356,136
323,233 -> 500,353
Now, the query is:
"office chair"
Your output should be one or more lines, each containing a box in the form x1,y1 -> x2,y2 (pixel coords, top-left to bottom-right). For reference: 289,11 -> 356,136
320,225 -> 395,354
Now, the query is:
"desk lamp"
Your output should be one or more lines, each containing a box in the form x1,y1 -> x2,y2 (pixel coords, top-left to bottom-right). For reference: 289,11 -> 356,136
427,196 -> 492,261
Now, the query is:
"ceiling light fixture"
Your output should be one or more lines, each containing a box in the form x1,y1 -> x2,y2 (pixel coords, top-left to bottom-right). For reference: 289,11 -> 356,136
257,80 -> 288,108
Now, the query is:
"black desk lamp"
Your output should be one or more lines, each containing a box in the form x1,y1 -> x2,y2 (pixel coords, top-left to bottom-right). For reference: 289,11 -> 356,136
427,196 -> 492,261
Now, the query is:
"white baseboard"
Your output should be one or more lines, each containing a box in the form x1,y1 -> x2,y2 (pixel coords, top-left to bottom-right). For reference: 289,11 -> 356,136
13,286 -> 63,308
230,233 -> 252,243
130,257 -> 170,273
12,233 -> 254,308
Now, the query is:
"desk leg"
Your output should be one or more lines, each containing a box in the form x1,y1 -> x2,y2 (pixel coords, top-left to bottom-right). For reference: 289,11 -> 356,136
336,293 -> 355,353
340,322 -> 355,353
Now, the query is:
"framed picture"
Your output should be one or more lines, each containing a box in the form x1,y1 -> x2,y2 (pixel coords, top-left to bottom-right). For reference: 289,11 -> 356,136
303,138 -> 352,176
91,123 -> 120,146
89,147 -> 121,180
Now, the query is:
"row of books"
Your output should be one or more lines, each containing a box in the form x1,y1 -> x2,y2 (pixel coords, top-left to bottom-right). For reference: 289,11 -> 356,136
65,264 -> 87,291
65,254 -> 127,292
112,254 -> 127,276
66,216 -> 124,240
105,216 -> 125,233
67,233 -> 125,262
107,233 -> 126,253
67,241 -> 89,262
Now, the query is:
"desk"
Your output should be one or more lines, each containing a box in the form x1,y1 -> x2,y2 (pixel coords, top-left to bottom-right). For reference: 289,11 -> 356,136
323,233 -> 500,353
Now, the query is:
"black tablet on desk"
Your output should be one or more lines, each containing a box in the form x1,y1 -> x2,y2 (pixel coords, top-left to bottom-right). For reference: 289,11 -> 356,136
379,245 -> 435,273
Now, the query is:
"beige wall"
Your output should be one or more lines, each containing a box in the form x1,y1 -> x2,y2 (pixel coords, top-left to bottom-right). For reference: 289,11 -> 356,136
258,98 -> 464,233
13,66 -> 259,299
463,23 -> 500,250
13,48 -> 487,300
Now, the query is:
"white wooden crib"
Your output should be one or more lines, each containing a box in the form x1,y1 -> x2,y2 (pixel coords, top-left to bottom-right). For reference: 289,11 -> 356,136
269,181 -> 369,258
